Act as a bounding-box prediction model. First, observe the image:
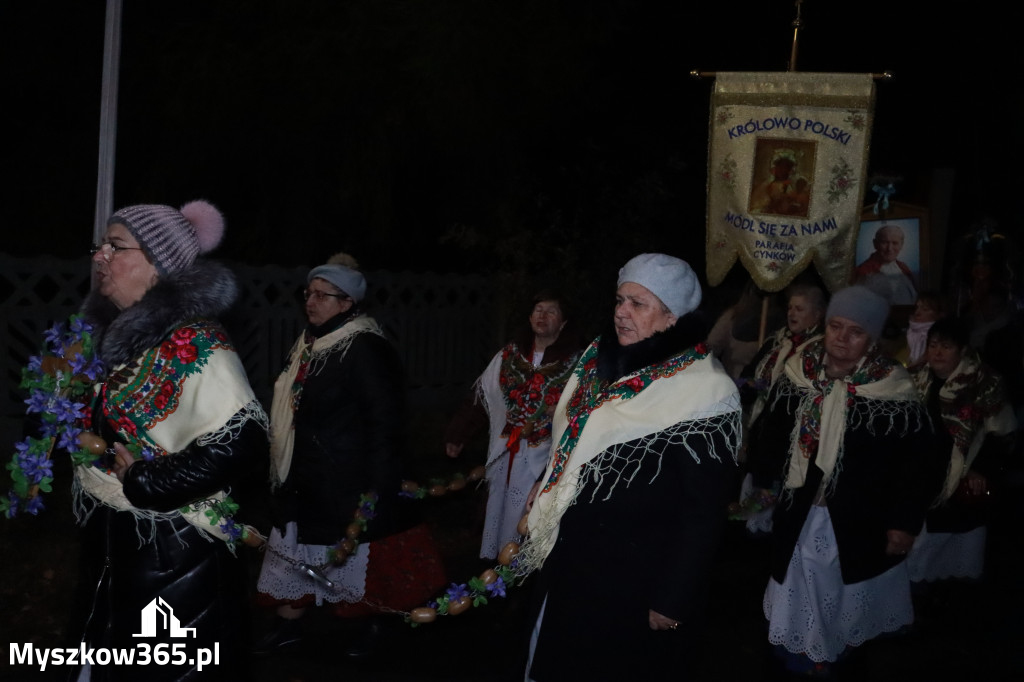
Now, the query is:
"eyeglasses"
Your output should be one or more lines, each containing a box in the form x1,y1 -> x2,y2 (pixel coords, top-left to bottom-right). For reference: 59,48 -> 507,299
90,242 -> 145,261
303,288 -> 351,303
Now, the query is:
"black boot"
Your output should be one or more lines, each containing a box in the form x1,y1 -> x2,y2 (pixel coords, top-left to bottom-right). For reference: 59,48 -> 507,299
251,616 -> 304,656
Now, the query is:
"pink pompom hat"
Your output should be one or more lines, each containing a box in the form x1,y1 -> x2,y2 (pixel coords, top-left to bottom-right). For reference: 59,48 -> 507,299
108,199 -> 225,275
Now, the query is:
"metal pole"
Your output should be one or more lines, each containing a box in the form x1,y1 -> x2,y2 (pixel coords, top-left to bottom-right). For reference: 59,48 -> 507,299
757,0 -> 802,346
93,0 -> 123,246
788,0 -> 804,72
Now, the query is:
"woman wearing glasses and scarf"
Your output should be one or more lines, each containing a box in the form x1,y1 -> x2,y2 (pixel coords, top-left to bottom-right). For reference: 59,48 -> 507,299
69,200 -> 270,681
746,286 -> 947,678
254,253 -> 444,658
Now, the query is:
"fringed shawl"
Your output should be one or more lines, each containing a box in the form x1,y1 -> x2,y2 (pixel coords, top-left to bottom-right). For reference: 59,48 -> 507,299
776,339 -> 924,497
911,349 -> 1017,501
521,334 -> 741,571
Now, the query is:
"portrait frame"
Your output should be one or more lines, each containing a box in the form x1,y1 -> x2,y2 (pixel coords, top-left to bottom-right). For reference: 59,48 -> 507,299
853,201 -> 931,322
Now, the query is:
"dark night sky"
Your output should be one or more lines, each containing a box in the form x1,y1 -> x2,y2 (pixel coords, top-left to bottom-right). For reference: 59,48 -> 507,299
4,1 -> 1021,291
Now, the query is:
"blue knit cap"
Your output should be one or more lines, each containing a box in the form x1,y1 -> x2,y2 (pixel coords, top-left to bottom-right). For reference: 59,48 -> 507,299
307,264 -> 366,303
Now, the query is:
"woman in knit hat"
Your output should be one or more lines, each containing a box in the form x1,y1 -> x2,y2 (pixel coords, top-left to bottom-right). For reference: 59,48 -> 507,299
252,253 -> 445,659
68,200 -> 271,681
522,253 -> 742,681
745,285 -> 947,677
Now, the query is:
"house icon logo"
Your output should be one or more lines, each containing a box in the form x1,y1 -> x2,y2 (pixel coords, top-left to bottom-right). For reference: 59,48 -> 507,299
132,597 -> 197,638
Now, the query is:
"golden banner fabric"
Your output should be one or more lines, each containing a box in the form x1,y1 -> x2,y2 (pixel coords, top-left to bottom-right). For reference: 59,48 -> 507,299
705,72 -> 875,292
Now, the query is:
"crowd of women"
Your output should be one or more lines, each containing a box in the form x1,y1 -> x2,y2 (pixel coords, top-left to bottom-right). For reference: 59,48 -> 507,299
36,197 -> 1019,681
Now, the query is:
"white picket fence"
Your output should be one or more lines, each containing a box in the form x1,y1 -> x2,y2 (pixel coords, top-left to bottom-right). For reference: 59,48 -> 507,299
0,253 -> 502,447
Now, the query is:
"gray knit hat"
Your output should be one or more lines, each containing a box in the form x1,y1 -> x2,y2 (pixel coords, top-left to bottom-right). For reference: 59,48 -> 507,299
307,264 -> 367,303
617,253 -> 702,317
825,285 -> 889,340
108,200 -> 225,275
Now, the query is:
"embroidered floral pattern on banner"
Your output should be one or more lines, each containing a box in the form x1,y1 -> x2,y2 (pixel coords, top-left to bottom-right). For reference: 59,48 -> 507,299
101,321 -> 233,454
497,342 -> 576,449
705,72 -> 876,293
542,339 -> 709,493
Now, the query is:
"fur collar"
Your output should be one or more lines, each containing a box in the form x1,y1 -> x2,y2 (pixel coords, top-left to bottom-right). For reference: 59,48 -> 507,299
596,311 -> 709,382
82,260 -> 239,368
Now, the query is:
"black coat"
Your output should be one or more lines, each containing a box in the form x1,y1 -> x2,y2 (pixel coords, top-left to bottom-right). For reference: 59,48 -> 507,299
748,373 -> 947,585
529,315 -> 741,681
272,316 -> 415,545
66,261 -> 270,682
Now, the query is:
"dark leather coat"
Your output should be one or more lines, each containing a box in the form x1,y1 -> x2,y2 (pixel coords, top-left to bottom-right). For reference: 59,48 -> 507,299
66,261 -> 270,682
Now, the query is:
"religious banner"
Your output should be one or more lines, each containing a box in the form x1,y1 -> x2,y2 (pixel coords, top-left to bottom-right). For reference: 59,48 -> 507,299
705,72 -> 876,292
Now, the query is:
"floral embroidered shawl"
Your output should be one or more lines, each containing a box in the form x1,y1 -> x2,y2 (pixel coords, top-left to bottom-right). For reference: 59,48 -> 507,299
911,348 -> 1017,501
778,338 -> 920,495
74,320 -> 262,544
524,338 -> 741,566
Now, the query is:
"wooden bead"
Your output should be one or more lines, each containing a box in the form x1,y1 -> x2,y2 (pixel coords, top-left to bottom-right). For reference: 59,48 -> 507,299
242,531 -> 266,549
409,607 -> 437,623
77,432 -> 108,455
467,465 -> 486,482
498,541 -> 520,566
40,355 -> 70,376
479,568 -> 499,585
447,596 -> 472,615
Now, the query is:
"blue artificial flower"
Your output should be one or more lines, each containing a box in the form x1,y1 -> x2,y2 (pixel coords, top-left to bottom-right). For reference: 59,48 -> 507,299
5,491 -> 20,519
219,521 -> 243,541
83,357 -> 105,381
27,355 -> 43,372
69,352 -> 88,375
24,495 -> 45,516
53,397 -> 84,424
14,438 -> 32,456
69,317 -> 92,335
57,425 -> 83,451
485,576 -> 507,598
43,323 -> 66,349
140,447 -> 156,461
446,582 -> 470,601
16,451 -> 53,483
24,389 -> 52,414
39,421 -> 59,438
